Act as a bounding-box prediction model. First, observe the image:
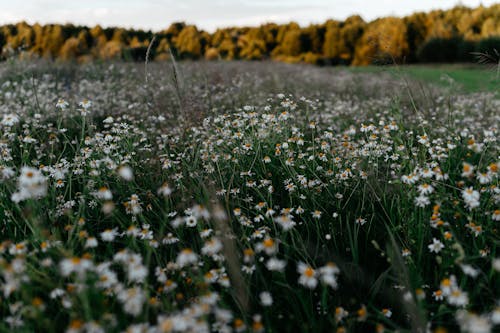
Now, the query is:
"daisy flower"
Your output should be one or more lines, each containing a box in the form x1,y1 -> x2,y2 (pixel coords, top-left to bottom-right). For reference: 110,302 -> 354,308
428,238 -> 445,253
297,262 -> 318,289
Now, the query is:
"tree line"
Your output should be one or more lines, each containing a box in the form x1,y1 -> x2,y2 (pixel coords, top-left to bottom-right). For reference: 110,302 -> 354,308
1,4 -> 499,65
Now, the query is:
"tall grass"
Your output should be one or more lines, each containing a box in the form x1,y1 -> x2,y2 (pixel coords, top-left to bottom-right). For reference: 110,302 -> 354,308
0,60 -> 498,333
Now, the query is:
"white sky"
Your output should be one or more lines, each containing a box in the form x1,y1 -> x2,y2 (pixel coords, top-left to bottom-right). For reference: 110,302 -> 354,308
0,0 -> 497,32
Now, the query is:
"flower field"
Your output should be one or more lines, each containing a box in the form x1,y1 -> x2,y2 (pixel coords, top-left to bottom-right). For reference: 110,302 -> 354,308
0,60 -> 498,332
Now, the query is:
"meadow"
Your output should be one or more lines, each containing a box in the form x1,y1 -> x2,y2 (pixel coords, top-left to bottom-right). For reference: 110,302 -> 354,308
0,60 -> 498,333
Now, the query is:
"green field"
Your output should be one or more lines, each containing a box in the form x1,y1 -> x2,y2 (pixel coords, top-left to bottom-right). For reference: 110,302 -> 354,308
0,60 -> 498,333
346,64 -> 500,93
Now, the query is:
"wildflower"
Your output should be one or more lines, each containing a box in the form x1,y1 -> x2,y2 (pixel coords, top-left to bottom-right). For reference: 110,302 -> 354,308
11,167 -> 48,203
417,183 -> 434,195
185,215 -> 197,227
59,257 -> 93,277
9,242 -> 27,255
55,179 -> 65,188
355,217 -> 367,226
428,238 -> 445,253
256,237 -> 278,255
265,258 -> 286,272
201,238 -> 223,256
420,168 -> 434,178
492,307 -> 500,324
163,279 -> 178,293
319,262 -> 340,288
66,319 -> 84,333
448,289 -> 468,307
382,308 -> 392,318
275,214 -> 296,231
297,262 -> 318,289
103,116 -> 114,124
100,228 -> 119,242
461,162 -> 474,177
465,222 -> 483,237
418,134 -> 429,145
200,229 -> 214,238
402,248 -> 412,257
158,183 -> 173,197
234,318 -> 246,332
414,288 -> 425,300
357,305 -> 368,321
50,288 -> 65,299
1,114 -> 19,127
456,310 -> 491,333
102,201 -> 115,214
284,182 -> 296,192
84,237 -> 98,248
127,262 -> 148,283
78,99 -> 92,115
476,172 -> 491,184
253,214 -> 264,223
0,166 -> 15,180
118,165 -> 134,181
124,194 -> 142,215
265,208 -> 276,217
117,286 -> 145,316
401,173 -> 419,185
462,187 -> 480,210
259,291 -> 273,306
95,186 -> 112,200
254,202 -> 267,211
176,248 -> 198,268
487,162 -> 499,175
414,195 -> 430,207
56,98 -> 69,110
440,277 -> 455,296
162,233 -> 179,245
311,210 -> 322,219
432,289 -> 444,301
252,314 -> 264,333
335,307 -> 348,322
493,258 -> 500,272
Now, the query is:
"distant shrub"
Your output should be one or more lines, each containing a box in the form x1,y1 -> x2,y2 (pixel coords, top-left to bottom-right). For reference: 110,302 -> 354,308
417,37 -> 475,63
476,36 -> 500,54
204,47 -> 220,60
301,52 -> 320,65
122,46 -> 150,61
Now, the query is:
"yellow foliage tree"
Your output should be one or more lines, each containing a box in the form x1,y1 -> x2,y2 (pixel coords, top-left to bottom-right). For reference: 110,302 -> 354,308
353,17 -> 409,65
175,25 -> 202,59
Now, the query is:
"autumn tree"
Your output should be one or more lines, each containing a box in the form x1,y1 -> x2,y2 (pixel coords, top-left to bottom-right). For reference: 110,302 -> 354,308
271,23 -> 302,59
323,16 -> 365,64
238,27 -> 268,60
175,25 -> 202,59
404,13 -> 428,62
41,25 -> 65,58
60,37 -> 84,60
212,29 -> 238,59
323,20 -> 343,62
353,17 -> 409,65
0,4 -> 498,64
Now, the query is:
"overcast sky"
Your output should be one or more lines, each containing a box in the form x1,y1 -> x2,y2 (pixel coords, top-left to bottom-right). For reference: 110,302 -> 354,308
0,0 -> 497,32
